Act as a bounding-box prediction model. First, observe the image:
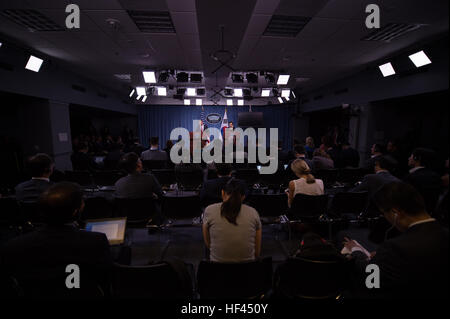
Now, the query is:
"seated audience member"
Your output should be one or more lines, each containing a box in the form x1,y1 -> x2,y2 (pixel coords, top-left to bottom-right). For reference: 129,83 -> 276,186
71,142 -> 97,171
363,143 -> 384,171
114,152 -> 163,199
286,144 -> 315,181
312,149 -> 334,170
305,137 -> 315,159
343,182 -> 449,299
277,140 -> 290,163
1,182 -> 113,293
404,148 -> 441,213
200,163 -> 233,206
287,159 -> 324,207
351,155 -> 399,198
339,142 -> 360,168
126,138 -> 146,156
141,137 -> 168,161
103,143 -> 124,170
202,179 -> 262,263
15,153 -> 54,203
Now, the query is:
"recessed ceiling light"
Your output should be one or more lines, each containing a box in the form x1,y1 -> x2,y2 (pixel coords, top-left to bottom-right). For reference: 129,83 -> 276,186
184,99 -> 190,105
408,50 -> 431,67
142,95 -> 148,102
278,97 -> 284,104
261,89 -> 270,97
378,62 -> 396,77
136,95 -> 142,100
136,87 -> 146,96
277,74 -> 290,85
281,89 -> 290,98
142,71 -> 156,83
25,55 -> 43,72
227,99 -> 233,106
196,98 -> 202,106
238,99 -> 244,106
157,87 -> 167,96
187,88 -> 196,96
234,88 -> 243,97
129,89 -> 135,97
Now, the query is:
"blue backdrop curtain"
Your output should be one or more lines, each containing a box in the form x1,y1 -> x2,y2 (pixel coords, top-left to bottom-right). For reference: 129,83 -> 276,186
138,105 -> 295,150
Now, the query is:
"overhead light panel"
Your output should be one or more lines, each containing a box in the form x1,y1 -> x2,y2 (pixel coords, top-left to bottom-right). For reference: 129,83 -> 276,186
184,99 -> 190,105
186,88 -> 196,96
25,55 -> 43,72
378,62 -> 396,77
238,99 -> 244,106
227,99 -> 233,106
261,89 -> 270,97
136,95 -> 142,100
281,89 -> 290,98
277,74 -> 290,85
408,50 -> 431,67
234,88 -> 243,97
129,89 -> 135,97
157,87 -> 167,96
278,97 -> 284,104
196,99 -> 202,106
143,71 -> 156,83
142,95 -> 148,102
136,86 -> 146,96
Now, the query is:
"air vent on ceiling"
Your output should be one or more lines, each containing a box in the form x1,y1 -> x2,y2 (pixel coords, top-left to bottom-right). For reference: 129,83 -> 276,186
127,11 -> 176,33
0,62 -> 14,72
0,9 -> 63,32
361,23 -> 426,42
313,95 -> 323,101
263,15 -> 311,37
334,88 -> 349,95
72,84 -> 86,93
97,92 -> 108,98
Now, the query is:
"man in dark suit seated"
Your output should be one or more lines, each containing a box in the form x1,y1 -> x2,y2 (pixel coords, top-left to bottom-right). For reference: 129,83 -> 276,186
15,153 -> 54,203
339,142 -> 360,168
362,143 -> 384,172
343,182 -> 449,299
141,136 -> 168,162
1,182 -> 113,296
351,155 -> 399,198
200,163 -> 233,207
114,152 -> 163,199
70,142 -> 97,171
404,148 -> 441,214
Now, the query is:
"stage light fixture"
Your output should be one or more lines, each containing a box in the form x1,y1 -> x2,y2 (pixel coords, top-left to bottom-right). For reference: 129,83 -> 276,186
196,99 -> 202,106
277,74 -> 290,85
291,91 -> 296,99
184,99 -> 191,105
272,88 -> 279,97
25,55 -> 43,72
243,88 -> 251,97
187,88 -> 196,96
129,89 -> 135,97
408,50 -> 431,67
232,74 -> 244,83
246,73 -> 258,84
378,62 -> 396,77
177,88 -> 186,95
224,88 -> 233,96
234,88 -> 243,97
196,88 -> 205,96
278,97 -> 284,104
136,95 -> 142,100
238,99 -> 244,106
190,73 -> 202,82
143,71 -> 156,83
265,73 -> 275,84
136,86 -> 146,96
157,87 -> 167,96
261,89 -> 270,97
158,72 -> 169,82
227,99 -> 233,106
281,89 -> 290,98
177,72 -> 189,82
142,95 -> 148,102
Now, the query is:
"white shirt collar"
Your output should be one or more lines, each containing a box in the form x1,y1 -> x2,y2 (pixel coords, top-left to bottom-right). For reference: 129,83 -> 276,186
32,177 -> 50,182
408,218 -> 435,228
409,166 -> 424,174
376,169 -> 389,174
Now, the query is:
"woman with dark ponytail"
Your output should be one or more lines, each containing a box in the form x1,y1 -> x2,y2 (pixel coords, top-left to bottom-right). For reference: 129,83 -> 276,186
202,179 -> 262,263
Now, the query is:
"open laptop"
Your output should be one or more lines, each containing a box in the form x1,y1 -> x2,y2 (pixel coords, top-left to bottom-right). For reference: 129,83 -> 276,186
85,217 -> 127,245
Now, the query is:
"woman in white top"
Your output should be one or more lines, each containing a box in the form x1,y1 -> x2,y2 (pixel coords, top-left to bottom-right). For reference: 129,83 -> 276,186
287,159 -> 324,207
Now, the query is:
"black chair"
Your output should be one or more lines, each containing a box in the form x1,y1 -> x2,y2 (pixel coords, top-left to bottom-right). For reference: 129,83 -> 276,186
112,261 -> 193,298
259,166 -> 286,187
92,171 -> 123,187
314,169 -> 339,187
206,169 -> 218,180
246,193 -> 288,223
0,197 -> 20,227
143,160 -> 167,170
289,194 -> 329,221
18,201 -> 43,224
80,197 -> 114,221
152,169 -> 176,188
162,193 -> 202,223
175,166 -> 203,191
233,168 -> 260,186
338,168 -> 369,185
274,257 -> 349,299
329,191 -> 369,218
64,170 -> 93,186
197,257 -> 272,299
114,198 -> 158,227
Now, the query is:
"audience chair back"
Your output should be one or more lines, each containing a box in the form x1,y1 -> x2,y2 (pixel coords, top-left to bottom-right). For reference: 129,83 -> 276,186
338,168 -> 369,185
233,168 -> 260,186
143,160 -> 167,170
92,171 -> 123,186
0,197 -> 20,227
314,169 -> 339,188
112,261 -> 193,298
162,194 -> 202,220
114,198 -> 157,226
330,191 -> 368,218
64,170 -> 94,187
152,169 -> 176,188
80,197 -> 114,221
197,257 -> 272,299
247,193 -> 288,218
175,166 -> 203,191
274,257 -> 349,299
290,194 -> 328,221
